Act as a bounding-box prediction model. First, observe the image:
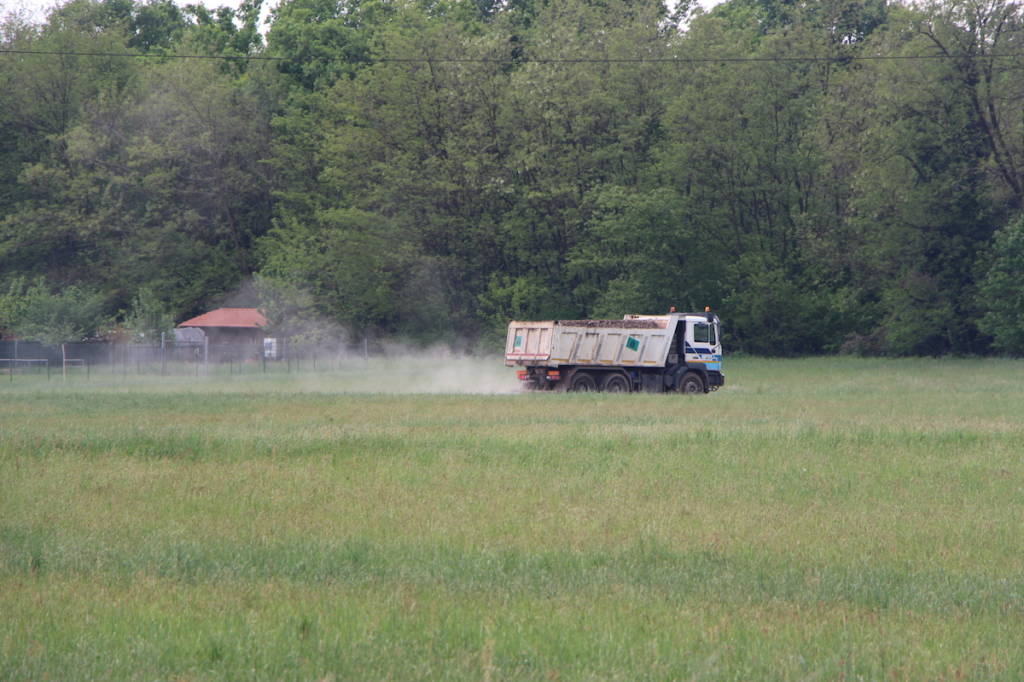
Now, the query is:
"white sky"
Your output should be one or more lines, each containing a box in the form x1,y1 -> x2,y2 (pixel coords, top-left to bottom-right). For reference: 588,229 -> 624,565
4,0 -> 724,28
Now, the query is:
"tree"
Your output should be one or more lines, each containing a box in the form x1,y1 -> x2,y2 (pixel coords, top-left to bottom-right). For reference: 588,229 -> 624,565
5,280 -> 108,345
568,186 -> 715,318
5,0 -> 1024,357
182,0 -> 264,72
266,0 -> 388,91
917,0 -> 1024,210
0,277 -> 31,338
0,55 -> 274,317
129,0 -> 188,51
655,8 -> 856,351
123,286 -> 175,343
833,3 -> 1000,354
491,0 -> 674,325
0,3 -> 137,222
978,214 -> 1024,354
269,3 -> 515,338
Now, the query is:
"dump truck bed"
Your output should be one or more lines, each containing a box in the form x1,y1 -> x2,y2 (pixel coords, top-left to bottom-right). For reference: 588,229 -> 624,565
505,318 -> 675,368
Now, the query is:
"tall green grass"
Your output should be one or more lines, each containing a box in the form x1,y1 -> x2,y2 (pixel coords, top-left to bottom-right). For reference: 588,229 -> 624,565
2,357 -> 1023,679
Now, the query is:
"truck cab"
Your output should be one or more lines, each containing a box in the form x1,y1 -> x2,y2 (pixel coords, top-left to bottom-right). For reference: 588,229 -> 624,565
630,311 -> 724,393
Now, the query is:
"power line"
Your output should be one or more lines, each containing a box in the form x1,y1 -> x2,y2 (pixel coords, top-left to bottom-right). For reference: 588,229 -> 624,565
3,47 -> 1024,63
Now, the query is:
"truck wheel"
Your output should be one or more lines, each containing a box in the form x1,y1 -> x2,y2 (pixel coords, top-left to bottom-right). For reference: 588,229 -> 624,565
602,373 -> 630,393
678,372 -> 705,395
570,372 -> 597,392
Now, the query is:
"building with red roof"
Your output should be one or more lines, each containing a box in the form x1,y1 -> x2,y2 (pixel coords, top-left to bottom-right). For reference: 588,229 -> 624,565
177,307 -> 268,345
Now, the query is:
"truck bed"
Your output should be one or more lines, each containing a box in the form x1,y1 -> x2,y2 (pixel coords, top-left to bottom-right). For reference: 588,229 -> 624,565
506,319 -> 673,368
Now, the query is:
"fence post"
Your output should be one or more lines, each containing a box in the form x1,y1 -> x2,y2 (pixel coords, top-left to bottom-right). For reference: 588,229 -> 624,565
62,344 -> 67,382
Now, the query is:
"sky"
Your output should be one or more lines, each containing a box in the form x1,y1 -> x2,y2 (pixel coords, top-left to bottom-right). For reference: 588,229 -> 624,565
4,0 -> 724,28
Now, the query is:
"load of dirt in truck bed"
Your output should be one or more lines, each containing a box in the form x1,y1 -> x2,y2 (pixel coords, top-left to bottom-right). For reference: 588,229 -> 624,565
557,319 -> 662,329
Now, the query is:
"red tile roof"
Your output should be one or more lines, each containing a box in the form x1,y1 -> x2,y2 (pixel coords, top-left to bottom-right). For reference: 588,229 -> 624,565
178,308 -> 268,329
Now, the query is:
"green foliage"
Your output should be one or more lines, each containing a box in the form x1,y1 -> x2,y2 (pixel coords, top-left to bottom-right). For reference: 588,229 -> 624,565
266,0 -> 389,90
978,214 -> 1024,354
182,0 -> 264,70
3,280 -> 108,345
0,277 -> 31,337
0,1 -> 136,220
829,3 -> 1003,354
570,186 -> 717,318
0,54 -> 272,317
123,287 -> 175,343
722,254 -> 850,355
3,0 -> 1024,355
478,273 -> 570,326
128,0 -> 187,51
876,272 -> 956,356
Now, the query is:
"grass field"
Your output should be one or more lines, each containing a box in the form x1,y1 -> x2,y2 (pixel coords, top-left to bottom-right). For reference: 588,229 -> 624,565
2,356 -> 1023,679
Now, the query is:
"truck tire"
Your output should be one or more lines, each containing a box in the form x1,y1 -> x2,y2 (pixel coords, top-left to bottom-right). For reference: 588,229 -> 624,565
678,371 -> 705,395
602,373 -> 630,393
569,372 -> 597,392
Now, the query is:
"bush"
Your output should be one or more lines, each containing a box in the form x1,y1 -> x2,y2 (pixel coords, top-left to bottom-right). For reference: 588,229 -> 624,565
1,279 -> 108,345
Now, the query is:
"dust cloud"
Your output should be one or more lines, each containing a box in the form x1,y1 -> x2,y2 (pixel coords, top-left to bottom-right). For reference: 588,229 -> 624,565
194,278 -> 524,394
279,347 -> 521,395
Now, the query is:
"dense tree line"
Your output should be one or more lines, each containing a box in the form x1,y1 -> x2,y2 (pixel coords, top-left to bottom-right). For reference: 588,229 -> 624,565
1,0 -> 1023,354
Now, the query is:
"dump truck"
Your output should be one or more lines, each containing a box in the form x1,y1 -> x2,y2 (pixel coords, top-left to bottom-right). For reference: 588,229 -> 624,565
505,310 -> 723,393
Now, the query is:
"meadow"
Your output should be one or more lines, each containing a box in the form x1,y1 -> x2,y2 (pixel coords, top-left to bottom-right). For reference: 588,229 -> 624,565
1,356 -> 1023,679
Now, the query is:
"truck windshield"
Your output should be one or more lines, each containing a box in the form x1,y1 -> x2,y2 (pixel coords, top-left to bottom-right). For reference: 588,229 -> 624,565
710,323 -> 717,346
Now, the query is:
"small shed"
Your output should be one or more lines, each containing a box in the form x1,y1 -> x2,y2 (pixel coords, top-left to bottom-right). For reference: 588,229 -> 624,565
177,308 -> 268,345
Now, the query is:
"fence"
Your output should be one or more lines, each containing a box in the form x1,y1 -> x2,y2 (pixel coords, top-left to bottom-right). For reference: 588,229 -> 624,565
0,358 -> 52,380
0,338 -> 366,380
